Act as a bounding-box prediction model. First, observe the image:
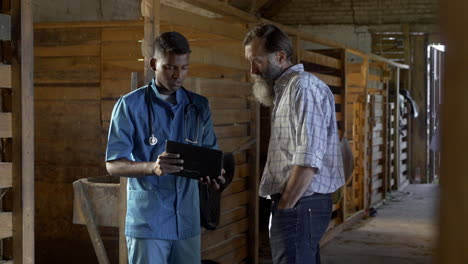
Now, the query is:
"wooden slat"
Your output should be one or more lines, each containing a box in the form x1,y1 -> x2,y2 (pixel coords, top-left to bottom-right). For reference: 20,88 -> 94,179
310,72 -> 343,87
35,86 -> 101,100
202,234 -> 247,260
0,112 -> 12,138
34,44 -> 100,57
160,4 -> 247,41
215,245 -> 248,263
222,178 -> 247,197
213,124 -> 248,139
220,191 -> 249,211
212,110 -> 251,125
0,162 -> 13,188
209,97 -> 248,110
184,77 -> 251,97
188,63 -> 247,81
201,218 -> 249,249
34,56 -> 100,84
301,50 -> 342,69
0,64 -> 12,88
234,163 -> 250,179
334,94 -> 342,104
101,41 -> 142,60
102,27 -> 143,42
0,212 -> 12,239
218,206 -> 248,227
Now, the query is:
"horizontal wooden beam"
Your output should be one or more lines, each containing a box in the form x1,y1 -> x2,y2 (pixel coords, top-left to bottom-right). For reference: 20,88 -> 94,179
301,49 -> 342,69
0,162 -> 13,188
0,64 -> 12,88
0,113 -> 12,138
160,4 -> 247,40
0,212 -> 13,239
34,20 -> 144,29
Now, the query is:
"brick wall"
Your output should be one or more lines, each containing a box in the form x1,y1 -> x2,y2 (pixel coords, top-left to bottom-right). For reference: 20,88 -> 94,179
272,0 -> 438,25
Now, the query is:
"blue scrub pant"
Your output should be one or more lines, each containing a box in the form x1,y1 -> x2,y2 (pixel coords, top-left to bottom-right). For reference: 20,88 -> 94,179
269,193 -> 332,264
126,235 -> 201,264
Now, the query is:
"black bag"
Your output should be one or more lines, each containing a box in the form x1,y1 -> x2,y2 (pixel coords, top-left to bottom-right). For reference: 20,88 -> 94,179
199,152 -> 235,230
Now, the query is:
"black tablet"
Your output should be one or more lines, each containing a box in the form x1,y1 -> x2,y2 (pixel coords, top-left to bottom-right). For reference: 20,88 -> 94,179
165,140 -> 223,180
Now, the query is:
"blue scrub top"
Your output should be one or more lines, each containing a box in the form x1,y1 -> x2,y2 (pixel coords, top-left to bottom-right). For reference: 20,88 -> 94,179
106,79 -> 218,240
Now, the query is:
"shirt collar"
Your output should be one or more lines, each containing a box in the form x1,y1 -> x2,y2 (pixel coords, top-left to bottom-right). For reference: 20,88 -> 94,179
273,64 -> 304,95
150,78 -> 188,105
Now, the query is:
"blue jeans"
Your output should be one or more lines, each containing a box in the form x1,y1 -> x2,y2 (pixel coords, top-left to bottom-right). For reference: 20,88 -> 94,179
126,235 -> 200,264
269,193 -> 332,264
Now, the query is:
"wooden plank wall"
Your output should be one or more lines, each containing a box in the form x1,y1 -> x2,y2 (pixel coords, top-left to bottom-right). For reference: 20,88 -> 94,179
344,61 -> 367,217
34,24 -> 114,263
35,14 -> 258,264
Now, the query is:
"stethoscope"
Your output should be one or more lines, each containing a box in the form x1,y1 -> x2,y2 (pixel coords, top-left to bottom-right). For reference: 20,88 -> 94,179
145,81 -> 200,146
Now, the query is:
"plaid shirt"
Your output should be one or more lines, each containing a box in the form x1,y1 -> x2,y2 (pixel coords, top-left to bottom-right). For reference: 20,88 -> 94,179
259,64 -> 345,198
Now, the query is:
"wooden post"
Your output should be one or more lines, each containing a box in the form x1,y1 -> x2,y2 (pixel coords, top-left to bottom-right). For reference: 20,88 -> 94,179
437,0 -> 468,262
393,68 -> 401,190
11,0 -> 34,263
361,58 -> 370,209
142,0 -> 160,83
402,24 -> 411,66
247,100 -> 260,264
73,181 -> 110,264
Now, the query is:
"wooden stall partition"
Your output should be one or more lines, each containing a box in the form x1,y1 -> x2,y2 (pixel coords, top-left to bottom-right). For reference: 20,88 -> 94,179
366,62 -> 391,206
343,58 -> 368,219
0,0 -> 34,263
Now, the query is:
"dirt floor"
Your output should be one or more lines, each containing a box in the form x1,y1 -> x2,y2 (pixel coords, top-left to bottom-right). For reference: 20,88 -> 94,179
321,184 -> 438,264
259,184 -> 438,264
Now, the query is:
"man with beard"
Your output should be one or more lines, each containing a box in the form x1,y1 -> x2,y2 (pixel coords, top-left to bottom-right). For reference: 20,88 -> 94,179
243,24 -> 345,264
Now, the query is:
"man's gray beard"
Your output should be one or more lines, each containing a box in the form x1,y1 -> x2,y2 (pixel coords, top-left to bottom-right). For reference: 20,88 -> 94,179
252,75 -> 274,107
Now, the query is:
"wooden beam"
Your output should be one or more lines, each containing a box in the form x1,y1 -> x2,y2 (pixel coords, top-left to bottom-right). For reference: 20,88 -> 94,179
301,50 -> 342,70
142,0 -> 160,83
438,0 -> 468,262
11,0 -> 35,262
177,0 -> 257,23
159,4 -> 247,40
